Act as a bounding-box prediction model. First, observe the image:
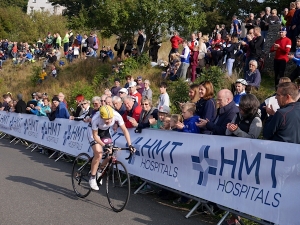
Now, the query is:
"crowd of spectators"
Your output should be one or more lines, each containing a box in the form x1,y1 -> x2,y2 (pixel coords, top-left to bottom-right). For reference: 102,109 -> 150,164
1,2 -> 300,223
161,1 -> 300,91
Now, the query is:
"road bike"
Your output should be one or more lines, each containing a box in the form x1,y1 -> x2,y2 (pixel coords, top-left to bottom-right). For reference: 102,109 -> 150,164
71,145 -> 134,212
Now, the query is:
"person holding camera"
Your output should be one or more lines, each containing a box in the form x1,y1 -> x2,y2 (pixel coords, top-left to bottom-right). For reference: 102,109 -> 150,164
129,97 -> 158,133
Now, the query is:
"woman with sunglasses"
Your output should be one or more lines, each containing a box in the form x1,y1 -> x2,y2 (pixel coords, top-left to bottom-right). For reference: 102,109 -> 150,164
129,97 -> 158,133
69,100 -> 93,121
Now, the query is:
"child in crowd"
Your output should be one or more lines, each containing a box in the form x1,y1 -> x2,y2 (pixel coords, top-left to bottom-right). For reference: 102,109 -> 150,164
170,114 -> 183,131
51,65 -> 57,78
38,69 -> 47,84
176,103 -> 200,133
161,115 -> 171,130
233,79 -> 247,106
149,105 -> 170,129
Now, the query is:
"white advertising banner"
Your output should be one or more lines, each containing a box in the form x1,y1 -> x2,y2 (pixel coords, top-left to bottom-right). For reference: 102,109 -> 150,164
1,111 -> 299,225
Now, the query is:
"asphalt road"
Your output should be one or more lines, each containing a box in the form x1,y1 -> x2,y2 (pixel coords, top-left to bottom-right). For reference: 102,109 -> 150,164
0,138 -> 217,225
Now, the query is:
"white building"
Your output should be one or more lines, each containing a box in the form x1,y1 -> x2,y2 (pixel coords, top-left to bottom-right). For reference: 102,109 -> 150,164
27,0 -> 65,15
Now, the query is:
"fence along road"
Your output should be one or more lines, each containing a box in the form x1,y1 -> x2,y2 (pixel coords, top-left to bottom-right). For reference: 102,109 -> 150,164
0,138 -> 216,225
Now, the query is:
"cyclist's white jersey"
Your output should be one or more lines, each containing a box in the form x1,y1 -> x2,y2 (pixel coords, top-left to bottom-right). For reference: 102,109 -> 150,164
91,110 -> 124,131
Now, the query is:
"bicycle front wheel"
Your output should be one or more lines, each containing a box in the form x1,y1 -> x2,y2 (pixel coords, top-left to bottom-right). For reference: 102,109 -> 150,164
106,160 -> 130,212
71,153 -> 92,198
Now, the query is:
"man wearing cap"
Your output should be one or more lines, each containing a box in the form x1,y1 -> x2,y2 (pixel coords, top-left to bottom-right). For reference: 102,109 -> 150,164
26,92 -> 44,115
118,88 -> 128,99
270,27 -> 291,87
122,96 -> 142,128
128,81 -> 142,105
136,76 -> 145,95
110,78 -> 122,96
233,79 -> 248,106
15,94 -> 26,113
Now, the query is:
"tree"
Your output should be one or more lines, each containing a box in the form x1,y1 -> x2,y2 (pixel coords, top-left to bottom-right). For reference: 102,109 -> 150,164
0,0 -> 28,13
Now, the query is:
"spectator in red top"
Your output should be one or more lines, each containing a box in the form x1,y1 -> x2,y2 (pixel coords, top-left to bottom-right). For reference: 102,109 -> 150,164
270,27 -> 291,87
188,33 -> 198,51
128,81 -> 142,105
169,31 -> 183,62
210,33 -> 224,66
189,45 -> 199,82
122,96 -> 142,128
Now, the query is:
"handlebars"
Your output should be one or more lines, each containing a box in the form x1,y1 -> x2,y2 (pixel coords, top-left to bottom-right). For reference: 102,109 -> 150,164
111,146 -> 136,160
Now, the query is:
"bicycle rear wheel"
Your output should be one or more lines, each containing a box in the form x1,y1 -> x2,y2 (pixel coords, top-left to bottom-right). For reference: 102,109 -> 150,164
71,153 -> 92,198
106,160 -> 130,212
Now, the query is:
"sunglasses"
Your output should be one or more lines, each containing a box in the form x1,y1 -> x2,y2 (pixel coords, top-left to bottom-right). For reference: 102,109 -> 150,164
119,92 -> 125,94
141,103 -> 149,105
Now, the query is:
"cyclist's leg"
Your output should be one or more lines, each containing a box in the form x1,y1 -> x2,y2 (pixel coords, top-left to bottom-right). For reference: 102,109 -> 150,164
90,143 -> 103,176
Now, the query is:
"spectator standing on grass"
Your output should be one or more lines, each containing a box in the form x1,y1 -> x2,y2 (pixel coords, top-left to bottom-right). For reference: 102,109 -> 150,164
169,31 -> 183,62
260,7 -> 271,44
62,31 -> 69,55
175,40 -> 190,81
263,82 -> 300,143
270,27 -> 291,87
286,2 -> 296,39
157,82 -> 170,108
111,78 -> 122,97
136,76 -> 145,95
226,94 -> 262,139
137,30 -> 146,54
142,80 -> 152,100
245,60 -> 261,90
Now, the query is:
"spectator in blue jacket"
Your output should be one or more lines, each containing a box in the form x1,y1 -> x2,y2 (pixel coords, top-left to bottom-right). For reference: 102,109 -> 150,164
197,89 -> 239,135
49,96 -> 70,121
176,102 -> 200,133
245,59 -> 261,89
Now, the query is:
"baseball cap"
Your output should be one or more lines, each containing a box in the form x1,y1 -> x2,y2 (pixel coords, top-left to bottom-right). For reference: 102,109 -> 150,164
236,79 -> 248,86
137,76 -> 142,80
280,27 -> 287,32
100,105 -> 114,119
158,105 -> 170,114
32,92 -> 37,97
114,78 -> 120,82
128,81 -> 137,87
119,88 -> 128,95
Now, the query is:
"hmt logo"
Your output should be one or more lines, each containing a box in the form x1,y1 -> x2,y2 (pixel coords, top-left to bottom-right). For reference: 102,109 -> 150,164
191,145 -> 218,186
191,145 -> 285,208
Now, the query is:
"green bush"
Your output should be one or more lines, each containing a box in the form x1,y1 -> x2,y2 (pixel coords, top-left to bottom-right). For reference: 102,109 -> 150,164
167,80 -> 190,114
195,66 -> 226,95
30,66 -> 42,85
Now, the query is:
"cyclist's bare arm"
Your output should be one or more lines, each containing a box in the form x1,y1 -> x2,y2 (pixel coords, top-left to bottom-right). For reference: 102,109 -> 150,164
119,124 -> 132,146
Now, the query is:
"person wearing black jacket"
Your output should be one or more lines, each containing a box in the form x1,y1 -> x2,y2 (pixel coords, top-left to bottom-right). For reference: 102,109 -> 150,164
263,82 -> 300,143
15,94 -> 26,113
244,26 -> 264,73
224,35 -> 239,76
69,100 -> 93,121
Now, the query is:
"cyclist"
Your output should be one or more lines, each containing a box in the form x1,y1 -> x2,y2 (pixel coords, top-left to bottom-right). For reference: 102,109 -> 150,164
88,105 -> 135,190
